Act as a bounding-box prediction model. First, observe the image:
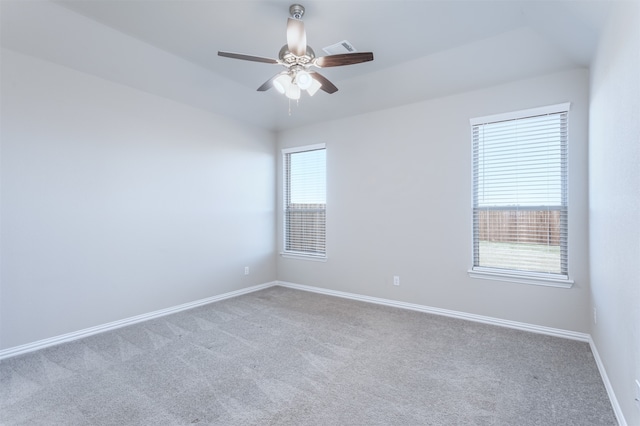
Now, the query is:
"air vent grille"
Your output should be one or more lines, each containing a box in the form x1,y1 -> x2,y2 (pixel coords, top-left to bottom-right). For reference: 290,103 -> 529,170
322,40 -> 356,55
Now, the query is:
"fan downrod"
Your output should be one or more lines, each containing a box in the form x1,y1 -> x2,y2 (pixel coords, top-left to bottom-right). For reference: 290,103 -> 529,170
289,4 -> 305,20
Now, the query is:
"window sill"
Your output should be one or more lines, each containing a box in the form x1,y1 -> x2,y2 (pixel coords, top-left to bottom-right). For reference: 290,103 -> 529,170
280,252 -> 327,262
468,268 -> 574,288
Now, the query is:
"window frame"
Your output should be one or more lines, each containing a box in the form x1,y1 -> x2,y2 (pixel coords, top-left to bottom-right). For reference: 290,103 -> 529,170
468,103 -> 574,288
281,143 -> 327,261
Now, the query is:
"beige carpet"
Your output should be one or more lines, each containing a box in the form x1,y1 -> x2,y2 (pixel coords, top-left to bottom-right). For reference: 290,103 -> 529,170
0,286 -> 617,425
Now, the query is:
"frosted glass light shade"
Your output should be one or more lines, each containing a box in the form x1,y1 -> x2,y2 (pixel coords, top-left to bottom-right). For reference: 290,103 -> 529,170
306,79 -> 322,96
285,84 -> 301,100
273,74 -> 291,94
296,70 -> 312,90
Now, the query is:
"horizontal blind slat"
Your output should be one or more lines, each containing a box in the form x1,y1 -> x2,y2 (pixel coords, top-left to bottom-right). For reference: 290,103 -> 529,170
472,109 -> 568,276
284,147 -> 327,256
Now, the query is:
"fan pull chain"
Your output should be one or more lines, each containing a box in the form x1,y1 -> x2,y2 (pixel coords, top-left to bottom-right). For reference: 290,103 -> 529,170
287,98 -> 301,116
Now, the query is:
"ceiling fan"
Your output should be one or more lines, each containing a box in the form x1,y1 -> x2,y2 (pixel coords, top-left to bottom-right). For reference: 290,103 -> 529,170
218,4 -> 374,100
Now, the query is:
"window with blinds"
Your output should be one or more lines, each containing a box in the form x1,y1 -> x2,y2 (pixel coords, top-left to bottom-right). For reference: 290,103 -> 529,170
283,144 -> 326,257
471,103 -> 569,281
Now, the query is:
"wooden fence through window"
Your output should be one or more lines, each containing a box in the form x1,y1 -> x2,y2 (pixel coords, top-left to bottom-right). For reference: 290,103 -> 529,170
477,210 -> 562,246
285,203 -> 326,254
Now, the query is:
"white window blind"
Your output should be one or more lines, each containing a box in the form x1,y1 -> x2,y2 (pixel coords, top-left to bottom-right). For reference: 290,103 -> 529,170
471,104 -> 569,280
283,144 -> 326,257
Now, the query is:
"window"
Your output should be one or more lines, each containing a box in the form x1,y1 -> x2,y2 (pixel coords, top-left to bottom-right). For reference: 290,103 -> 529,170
470,103 -> 571,286
283,144 -> 326,258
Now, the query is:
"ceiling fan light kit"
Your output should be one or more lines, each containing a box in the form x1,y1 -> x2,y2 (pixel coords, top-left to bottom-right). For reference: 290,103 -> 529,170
295,69 -> 312,90
218,4 -> 374,103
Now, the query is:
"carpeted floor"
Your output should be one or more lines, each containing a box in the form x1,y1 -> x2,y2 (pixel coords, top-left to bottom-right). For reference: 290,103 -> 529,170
0,286 -> 617,425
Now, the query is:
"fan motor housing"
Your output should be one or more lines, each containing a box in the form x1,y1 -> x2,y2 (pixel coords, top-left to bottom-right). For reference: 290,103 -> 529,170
279,44 -> 315,66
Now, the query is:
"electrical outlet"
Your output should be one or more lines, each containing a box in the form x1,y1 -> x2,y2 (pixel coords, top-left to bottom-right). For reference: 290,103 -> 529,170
593,307 -> 597,324
244,266 -> 249,275
393,276 -> 400,286
635,379 -> 640,411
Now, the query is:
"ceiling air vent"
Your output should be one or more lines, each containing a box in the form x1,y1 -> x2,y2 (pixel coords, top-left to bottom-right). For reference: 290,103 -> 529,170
322,40 -> 357,55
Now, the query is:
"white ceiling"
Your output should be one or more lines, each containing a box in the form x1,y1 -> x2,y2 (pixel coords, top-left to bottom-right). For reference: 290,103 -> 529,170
1,0 -> 613,131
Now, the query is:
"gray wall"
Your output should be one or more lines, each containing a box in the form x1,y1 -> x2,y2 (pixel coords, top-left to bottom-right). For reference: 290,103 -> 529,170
0,49 -> 277,350
589,2 -> 640,424
277,68 -> 591,333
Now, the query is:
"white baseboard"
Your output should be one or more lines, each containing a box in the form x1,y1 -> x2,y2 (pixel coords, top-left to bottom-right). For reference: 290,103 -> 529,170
589,337 -> 627,426
0,281 -> 277,360
276,281 -> 590,341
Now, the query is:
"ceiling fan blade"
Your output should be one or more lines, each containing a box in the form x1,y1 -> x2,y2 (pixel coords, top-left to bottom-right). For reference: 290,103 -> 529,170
256,73 -> 284,92
310,72 -> 338,94
218,51 -> 279,64
314,52 -> 374,68
286,18 -> 307,57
